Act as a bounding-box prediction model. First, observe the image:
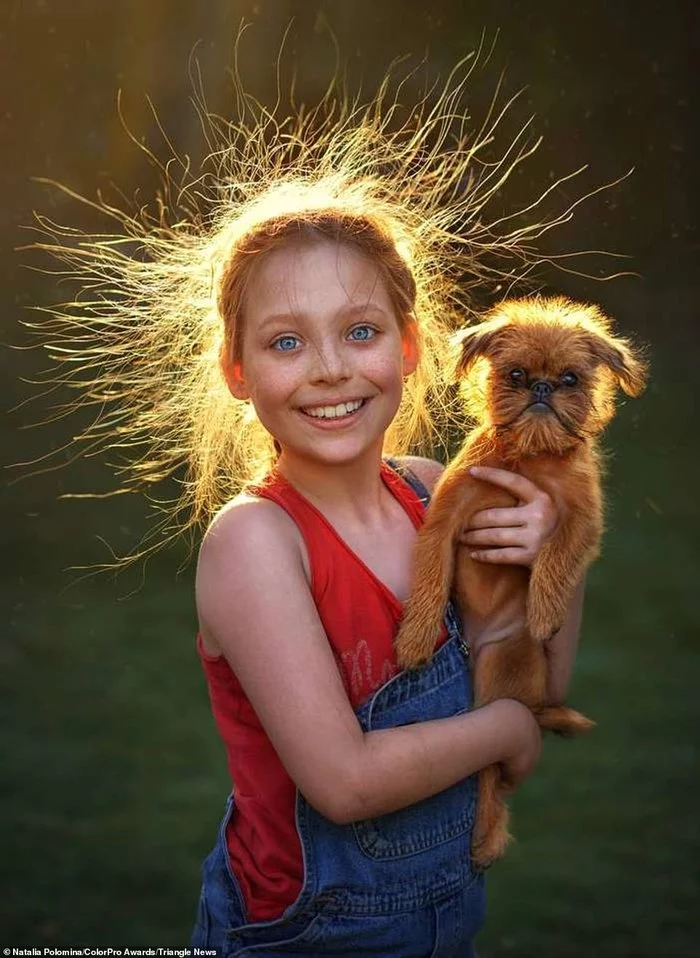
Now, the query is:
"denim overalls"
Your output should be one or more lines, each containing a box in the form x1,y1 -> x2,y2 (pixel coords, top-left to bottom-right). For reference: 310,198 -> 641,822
191,466 -> 485,956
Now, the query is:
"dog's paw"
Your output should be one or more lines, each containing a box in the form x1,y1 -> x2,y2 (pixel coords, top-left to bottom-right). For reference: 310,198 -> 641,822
530,618 -> 563,642
527,612 -> 560,642
394,618 -> 440,670
527,594 -> 565,642
395,634 -> 432,670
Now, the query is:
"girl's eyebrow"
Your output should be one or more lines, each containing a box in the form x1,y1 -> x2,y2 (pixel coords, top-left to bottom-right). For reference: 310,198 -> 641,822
256,312 -> 302,332
257,302 -> 389,331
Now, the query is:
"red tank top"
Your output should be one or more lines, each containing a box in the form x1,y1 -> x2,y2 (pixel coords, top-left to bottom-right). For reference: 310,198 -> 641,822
197,461 -> 435,921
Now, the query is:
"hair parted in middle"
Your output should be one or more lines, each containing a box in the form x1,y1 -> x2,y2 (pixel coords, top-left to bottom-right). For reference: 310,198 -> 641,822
29,40 -> 616,563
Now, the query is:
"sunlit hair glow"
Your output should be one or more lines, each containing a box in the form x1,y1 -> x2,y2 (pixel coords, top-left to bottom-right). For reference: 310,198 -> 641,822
25,46 -> 617,565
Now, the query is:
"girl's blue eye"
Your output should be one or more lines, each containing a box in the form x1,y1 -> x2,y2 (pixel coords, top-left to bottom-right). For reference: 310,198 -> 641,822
272,335 -> 300,352
348,325 -> 375,342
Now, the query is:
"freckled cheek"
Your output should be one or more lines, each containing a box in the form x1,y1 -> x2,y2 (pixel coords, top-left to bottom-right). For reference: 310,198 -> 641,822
366,353 -> 405,386
257,384 -> 299,416
243,370 -> 300,422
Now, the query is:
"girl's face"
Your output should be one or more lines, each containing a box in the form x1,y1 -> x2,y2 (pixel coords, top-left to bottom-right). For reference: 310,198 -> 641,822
224,239 -> 418,470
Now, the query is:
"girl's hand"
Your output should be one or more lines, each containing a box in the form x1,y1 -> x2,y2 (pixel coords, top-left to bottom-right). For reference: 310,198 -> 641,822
460,466 -> 558,568
494,700 -> 543,793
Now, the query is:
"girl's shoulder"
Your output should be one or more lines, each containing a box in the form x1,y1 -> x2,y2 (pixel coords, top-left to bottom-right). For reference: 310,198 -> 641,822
199,491 -> 305,570
196,492 -> 309,656
202,492 -> 294,545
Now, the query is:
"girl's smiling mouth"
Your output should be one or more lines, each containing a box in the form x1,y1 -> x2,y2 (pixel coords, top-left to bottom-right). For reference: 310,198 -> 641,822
300,398 -> 368,421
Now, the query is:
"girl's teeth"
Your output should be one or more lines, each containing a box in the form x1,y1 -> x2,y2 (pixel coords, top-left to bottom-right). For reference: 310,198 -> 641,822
305,400 -> 364,419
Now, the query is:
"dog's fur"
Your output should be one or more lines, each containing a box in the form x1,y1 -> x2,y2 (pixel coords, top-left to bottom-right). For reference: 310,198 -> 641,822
394,296 -> 647,868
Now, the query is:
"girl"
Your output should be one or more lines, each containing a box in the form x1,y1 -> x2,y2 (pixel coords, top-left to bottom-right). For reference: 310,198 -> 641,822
32,56 -> 588,956
191,209 -> 581,955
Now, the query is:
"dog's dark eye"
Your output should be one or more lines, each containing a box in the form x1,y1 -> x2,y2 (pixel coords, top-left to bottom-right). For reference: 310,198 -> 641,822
508,368 -> 527,385
561,371 -> 578,387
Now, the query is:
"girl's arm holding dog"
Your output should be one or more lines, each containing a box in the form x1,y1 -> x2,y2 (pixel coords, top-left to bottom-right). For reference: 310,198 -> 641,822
196,500 -> 542,826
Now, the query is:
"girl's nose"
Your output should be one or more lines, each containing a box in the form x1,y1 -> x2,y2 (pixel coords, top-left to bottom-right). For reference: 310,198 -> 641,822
309,342 -> 350,383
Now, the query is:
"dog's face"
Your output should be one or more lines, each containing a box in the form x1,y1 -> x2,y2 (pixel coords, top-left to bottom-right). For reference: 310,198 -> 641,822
455,297 -> 647,456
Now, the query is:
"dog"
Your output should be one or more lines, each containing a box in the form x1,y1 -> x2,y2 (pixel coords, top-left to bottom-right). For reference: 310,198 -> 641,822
394,295 -> 647,868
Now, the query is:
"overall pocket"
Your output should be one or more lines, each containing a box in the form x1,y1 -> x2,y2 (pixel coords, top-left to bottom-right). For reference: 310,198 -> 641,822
353,775 -> 475,860
227,909 -> 328,955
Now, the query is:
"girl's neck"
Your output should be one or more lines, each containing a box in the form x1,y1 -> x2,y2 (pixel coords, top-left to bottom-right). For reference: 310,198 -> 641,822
275,446 -> 389,523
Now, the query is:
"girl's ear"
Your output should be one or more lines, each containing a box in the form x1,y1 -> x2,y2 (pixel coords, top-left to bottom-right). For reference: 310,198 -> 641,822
220,347 -> 249,400
401,318 -> 419,376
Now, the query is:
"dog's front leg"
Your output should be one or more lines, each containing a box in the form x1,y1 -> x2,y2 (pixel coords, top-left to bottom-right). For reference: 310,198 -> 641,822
527,516 -> 598,641
395,469 -> 476,669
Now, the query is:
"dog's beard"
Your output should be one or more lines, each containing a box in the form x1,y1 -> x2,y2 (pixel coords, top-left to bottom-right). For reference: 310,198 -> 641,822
494,399 -> 587,453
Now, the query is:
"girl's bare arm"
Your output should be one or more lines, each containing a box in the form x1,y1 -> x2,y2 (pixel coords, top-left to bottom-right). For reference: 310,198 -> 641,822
545,576 -> 586,703
196,500 -> 540,826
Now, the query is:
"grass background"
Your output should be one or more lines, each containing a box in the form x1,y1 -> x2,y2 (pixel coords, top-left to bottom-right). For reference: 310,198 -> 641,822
2,1 -> 698,955
4,287 -> 698,957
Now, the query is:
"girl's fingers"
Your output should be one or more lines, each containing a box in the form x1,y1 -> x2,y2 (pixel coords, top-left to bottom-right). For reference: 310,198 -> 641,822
469,465 -> 541,503
462,527 -> 527,547
469,547 -> 531,565
468,507 -> 527,529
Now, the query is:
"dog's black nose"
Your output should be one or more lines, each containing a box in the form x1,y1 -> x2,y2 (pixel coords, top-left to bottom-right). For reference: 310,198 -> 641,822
530,380 -> 554,402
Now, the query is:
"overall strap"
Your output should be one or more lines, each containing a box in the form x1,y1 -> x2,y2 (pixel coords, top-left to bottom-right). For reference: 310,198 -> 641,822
384,457 -> 432,507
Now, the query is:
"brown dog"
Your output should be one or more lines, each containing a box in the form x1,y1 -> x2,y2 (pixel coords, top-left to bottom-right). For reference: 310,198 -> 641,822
394,296 -> 647,868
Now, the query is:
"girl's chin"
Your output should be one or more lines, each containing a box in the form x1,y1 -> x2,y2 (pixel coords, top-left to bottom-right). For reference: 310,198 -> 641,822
278,431 -> 386,467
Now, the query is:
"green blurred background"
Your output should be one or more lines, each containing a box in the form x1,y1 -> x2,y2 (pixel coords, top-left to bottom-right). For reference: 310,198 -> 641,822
2,1 -> 698,955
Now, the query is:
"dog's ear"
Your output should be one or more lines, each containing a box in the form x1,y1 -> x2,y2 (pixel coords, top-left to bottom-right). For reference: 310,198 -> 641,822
586,331 -> 648,397
453,320 -> 509,377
